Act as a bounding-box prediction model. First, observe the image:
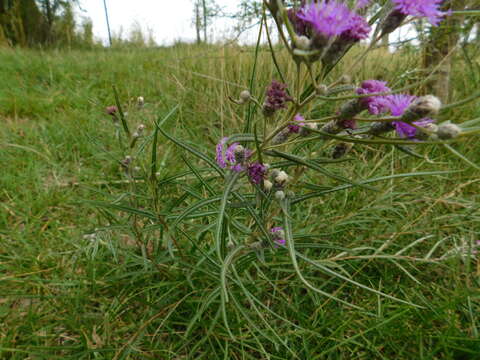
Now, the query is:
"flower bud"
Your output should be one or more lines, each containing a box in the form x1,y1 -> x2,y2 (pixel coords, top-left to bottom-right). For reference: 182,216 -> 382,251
138,124 -> 146,131
320,120 -> 342,138
401,95 -> 442,123
332,142 -> 354,159
239,90 -> 251,104
437,123 -> 461,140
263,180 -> 273,191
381,10 -> 407,36
295,35 -> 311,50
416,123 -> 439,140
275,190 -> 285,201
339,75 -> 351,84
338,99 -> 363,120
315,84 -> 328,96
272,129 -> 290,145
105,105 -> 118,116
368,121 -> 394,136
300,122 -> 317,136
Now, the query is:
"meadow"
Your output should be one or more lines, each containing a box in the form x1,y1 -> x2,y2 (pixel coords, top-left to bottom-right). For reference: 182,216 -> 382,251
0,43 -> 479,359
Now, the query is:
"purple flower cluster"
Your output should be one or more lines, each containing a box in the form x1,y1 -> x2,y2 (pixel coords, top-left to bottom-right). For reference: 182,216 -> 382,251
383,94 -> 435,139
216,137 -> 268,183
297,1 -> 371,41
263,80 -> 292,116
392,0 -> 450,26
247,162 -> 268,185
216,137 -> 251,172
356,80 -> 391,115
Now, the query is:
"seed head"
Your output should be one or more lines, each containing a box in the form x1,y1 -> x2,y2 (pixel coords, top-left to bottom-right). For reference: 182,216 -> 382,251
437,123 -> 461,140
401,95 -> 441,123
137,96 -> 145,107
275,170 -> 289,185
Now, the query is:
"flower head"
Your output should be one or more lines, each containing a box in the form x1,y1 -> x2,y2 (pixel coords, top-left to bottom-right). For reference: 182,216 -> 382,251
384,94 -> 436,139
271,227 -> 286,247
297,1 -> 370,40
216,137 -> 229,168
247,162 -> 268,185
263,80 -> 292,116
341,13 -> 371,41
216,138 -> 251,172
288,114 -> 306,134
356,80 -> 391,115
297,1 -> 355,38
105,105 -> 118,116
393,118 -> 435,139
392,0 -> 450,26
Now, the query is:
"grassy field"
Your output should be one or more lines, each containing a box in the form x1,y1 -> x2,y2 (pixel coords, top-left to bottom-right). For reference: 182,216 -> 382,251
0,44 -> 479,359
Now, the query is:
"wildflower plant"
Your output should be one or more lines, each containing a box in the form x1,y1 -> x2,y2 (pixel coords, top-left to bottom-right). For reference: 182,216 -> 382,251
89,0 -> 480,353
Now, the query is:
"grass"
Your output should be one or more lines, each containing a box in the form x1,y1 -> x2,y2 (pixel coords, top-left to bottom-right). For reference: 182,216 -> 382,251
0,43 -> 479,359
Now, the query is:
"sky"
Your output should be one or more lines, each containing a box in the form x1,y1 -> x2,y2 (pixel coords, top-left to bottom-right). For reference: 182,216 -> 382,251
77,1 -> 418,48
78,0 -> 254,45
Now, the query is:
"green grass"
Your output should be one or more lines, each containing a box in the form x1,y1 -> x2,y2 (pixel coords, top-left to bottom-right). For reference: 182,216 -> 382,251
0,44 -> 479,359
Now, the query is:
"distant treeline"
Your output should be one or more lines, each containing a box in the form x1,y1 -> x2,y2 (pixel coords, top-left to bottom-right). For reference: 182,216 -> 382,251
0,0 -> 96,48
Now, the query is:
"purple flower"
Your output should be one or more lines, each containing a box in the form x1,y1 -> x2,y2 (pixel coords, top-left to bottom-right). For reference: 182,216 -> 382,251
225,142 -> 239,163
297,1 -> 370,40
288,8 -> 310,37
216,138 -> 251,172
105,105 -> 118,116
384,94 -> 415,117
297,1 -> 354,38
271,227 -> 286,247
341,13 -> 371,41
356,80 -> 391,115
392,0 -> 450,26
393,118 -> 435,139
384,94 -> 436,139
263,80 -> 292,116
288,114 -> 306,134
247,162 -> 267,185
216,137 -> 228,168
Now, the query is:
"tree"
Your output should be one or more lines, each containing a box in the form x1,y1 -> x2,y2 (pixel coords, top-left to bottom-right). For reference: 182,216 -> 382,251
422,0 -> 477,102
192,0 -> 221,43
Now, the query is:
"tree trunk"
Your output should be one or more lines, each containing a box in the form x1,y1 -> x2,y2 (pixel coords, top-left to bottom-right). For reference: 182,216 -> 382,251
422,0 -> 466,103
195,1 -> 201,44
202,0 -> 207,43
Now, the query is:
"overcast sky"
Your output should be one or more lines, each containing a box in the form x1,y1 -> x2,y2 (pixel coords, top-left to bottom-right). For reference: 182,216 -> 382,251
78,0 -> 255,45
